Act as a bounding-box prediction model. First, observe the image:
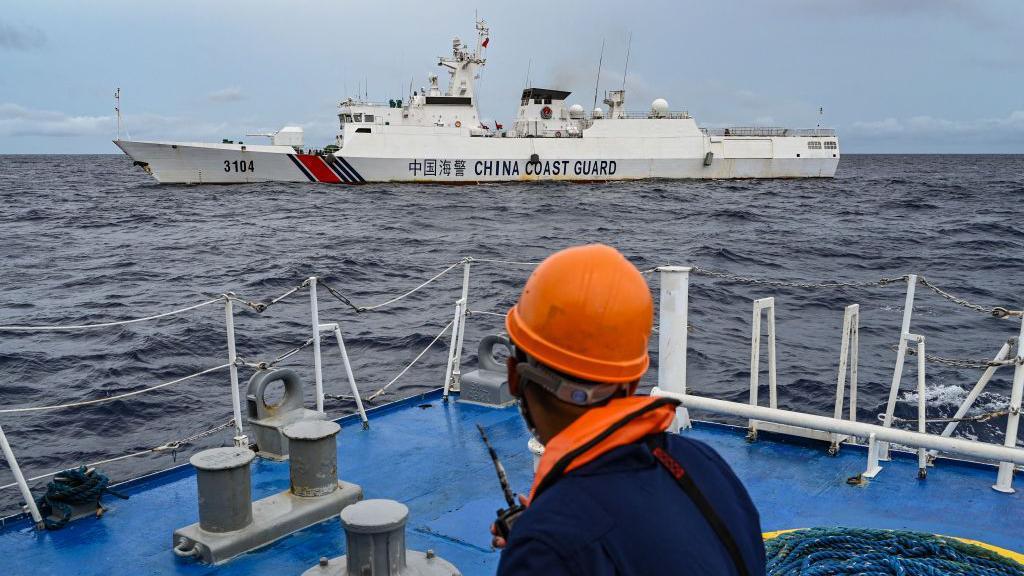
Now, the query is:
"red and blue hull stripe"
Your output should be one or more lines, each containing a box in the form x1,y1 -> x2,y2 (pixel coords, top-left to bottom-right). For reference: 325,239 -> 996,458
287,154 -> 365,184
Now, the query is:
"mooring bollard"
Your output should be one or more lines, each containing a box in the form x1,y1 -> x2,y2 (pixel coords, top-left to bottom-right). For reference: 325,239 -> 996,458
303,499 -> 460,576
191,447 -> 255,533
174,426 -> 361,565
283,420 -> 341,497
343,499 -> 410,573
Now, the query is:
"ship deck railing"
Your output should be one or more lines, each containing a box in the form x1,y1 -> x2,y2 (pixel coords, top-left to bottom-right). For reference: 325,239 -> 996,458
701,127 -> 837,137
1,258 -> 1023,528
613,110 -> 692,120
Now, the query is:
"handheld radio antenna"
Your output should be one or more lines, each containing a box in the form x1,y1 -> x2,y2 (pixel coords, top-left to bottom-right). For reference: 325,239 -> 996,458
477,424 -> 516,508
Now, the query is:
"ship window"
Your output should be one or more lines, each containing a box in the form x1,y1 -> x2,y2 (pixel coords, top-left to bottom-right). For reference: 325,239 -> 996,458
824,141 -> 837,149
364,114 -> 375,123
534,98 -> 542,104
353,113 -> 363,122
340,114 -> 352,123
521,98 -> 528,106
544,98 -> 552,104
356,127 -> 371,133
807,141 -> 822,149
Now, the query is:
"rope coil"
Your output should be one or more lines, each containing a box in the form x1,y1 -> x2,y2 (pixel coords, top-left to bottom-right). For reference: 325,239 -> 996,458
35,466 -> 128,530
766,527 -> 1024,575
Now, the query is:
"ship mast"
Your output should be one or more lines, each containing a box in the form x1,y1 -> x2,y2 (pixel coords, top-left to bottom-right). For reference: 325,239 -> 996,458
114,87 -> 122,141
437,18 -> 488,100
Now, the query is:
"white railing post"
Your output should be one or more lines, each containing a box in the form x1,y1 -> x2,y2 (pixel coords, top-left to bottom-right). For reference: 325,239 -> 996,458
451,259 -> 472,392
934,340 -> 1012,446
0,423 -> 43,529
907,333 -> 928,478
442,298 -> 465,403
308,276 -> 324,413
657,266 -> 692,432
863,432 -> 883,478
993,314 -> 1024,493
332,324 -> 368,429
879,273 -> 917,460
748,297 -> 777,436
224,296 -> 246,446
831,304 -> 859,451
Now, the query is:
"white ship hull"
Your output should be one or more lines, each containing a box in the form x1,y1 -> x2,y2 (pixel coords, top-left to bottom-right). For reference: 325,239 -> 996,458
116,128 -> 839,185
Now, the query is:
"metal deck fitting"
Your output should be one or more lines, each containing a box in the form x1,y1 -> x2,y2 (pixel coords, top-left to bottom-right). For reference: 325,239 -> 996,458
171,421 -> 361,564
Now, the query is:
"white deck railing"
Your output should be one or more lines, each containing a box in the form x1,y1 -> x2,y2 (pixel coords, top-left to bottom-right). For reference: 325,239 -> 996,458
650,267 -> 1024,493
2,258 -> 1022,529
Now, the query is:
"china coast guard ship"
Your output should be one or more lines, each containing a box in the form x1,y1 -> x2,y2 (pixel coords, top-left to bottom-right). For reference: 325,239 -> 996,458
114,19 -> 840,184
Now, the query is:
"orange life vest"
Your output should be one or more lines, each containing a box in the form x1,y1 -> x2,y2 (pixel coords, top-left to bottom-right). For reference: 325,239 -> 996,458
528,396 -> 678,502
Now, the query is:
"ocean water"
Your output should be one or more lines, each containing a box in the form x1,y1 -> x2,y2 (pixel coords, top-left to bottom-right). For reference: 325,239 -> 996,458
0,153 -> 1022,514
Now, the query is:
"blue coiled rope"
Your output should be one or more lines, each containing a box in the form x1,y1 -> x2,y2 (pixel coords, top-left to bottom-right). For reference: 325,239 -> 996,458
35,466 -> 128,530
766,528 -> 1024,576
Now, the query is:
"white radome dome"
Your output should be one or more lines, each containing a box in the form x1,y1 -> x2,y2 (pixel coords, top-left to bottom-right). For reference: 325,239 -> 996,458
592,107 -> 604,119
569,104 -> 585,119
651,98 -> 669,117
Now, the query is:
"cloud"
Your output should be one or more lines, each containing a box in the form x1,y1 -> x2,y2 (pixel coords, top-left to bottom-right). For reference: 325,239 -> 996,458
0,103 -> 110,137
208,88 -> 244,102
0,102 -> 235,140
0,20 -> 46,51
848,111 -> 1024,137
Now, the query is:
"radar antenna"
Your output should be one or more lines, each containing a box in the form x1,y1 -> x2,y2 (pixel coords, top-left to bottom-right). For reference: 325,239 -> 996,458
592,39 -> 605,115
621,32 -> 632,92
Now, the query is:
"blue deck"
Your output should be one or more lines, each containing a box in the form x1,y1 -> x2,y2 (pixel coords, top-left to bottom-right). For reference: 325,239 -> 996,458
1,391 -> 1021,575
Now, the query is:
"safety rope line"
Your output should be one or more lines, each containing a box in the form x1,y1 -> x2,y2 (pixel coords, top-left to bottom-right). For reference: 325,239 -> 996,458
881,410 -> 1011,426
0,419 -> 235,493
318,260 -> 463,313
690,267 -> 910,289
468,310 -> 506,317
226,280 -> 309,313
0,364 -> 231,414
892,339 -> 1021,370
0,281 -> 309,332
917,276 -> 1022,319
366,320 -> 454,402
0,298 -> 224,332
471,258 -> 541,267
235,337 -> 318,371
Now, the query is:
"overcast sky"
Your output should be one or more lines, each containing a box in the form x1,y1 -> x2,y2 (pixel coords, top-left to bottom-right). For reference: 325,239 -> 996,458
1,0 -> 1022,153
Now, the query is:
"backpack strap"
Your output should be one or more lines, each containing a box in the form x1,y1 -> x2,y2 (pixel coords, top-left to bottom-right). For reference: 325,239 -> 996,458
645,434 -> 751,576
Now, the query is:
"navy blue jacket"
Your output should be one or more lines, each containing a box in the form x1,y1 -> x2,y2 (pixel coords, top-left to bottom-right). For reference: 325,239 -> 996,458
497,433 -> 765,576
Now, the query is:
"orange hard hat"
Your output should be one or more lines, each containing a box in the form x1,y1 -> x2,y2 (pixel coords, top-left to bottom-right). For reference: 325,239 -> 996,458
505,244 -> 653,383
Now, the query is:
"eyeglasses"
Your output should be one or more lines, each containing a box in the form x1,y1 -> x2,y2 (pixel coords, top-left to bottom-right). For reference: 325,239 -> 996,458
506,354 -> 621,407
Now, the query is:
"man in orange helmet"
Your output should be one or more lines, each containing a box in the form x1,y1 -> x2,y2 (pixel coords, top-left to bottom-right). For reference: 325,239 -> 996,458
494,244 -> 765,576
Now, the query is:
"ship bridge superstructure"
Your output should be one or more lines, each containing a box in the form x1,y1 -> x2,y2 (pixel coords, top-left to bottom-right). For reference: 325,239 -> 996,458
334,19 -> 491,147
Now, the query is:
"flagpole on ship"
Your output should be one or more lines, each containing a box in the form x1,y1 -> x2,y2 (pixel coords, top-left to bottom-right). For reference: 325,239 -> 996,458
114,87 -> 121,142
